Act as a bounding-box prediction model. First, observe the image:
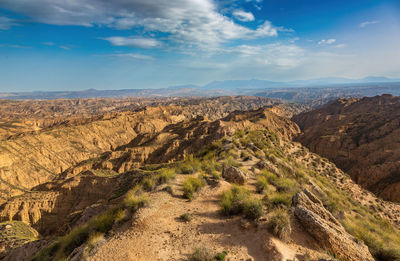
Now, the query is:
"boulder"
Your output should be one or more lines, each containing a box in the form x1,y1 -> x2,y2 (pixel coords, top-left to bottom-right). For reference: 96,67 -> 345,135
222,166 -> 247,185
293,189 -> 374,261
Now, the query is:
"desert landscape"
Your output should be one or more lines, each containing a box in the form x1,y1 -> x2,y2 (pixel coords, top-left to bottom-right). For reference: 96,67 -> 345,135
0,95 -> 399,261
1,0 -> 400,260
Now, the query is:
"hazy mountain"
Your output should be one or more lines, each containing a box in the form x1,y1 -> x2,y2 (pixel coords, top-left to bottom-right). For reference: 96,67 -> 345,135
1,76 -> 399,100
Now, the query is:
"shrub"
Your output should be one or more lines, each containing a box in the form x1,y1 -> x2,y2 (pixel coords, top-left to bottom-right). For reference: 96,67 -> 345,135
220,186 -> 263,220
179,164 -> 195,174
255,175 -> 269,193
240,151 -> 251,161
260,170 -> 278,184
183,176 -> 204,200
220,186 -> 250,216
222,156 -> 242,168
243,197 -> 263,220
156,169 -> 175,184
273,177 -> 296,193
268,208 -> 291,241
123,188 -> 149,210
90,207 -> 125,233
190,247 -> 214,261
268,192 -> 292,209
215,250 -> 228,261
87,232 -> 104,250
142,177 -> 156,191
52,226 -> 89,259
179,212 -> 192,222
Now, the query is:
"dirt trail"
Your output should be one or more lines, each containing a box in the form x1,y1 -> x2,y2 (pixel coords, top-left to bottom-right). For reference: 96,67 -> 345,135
88,173 -> 293,261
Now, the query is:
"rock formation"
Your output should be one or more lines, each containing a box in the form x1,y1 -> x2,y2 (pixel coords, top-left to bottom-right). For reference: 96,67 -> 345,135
222,166 -> 247,184
293,189 -> 374,261
293,94 -> 400,202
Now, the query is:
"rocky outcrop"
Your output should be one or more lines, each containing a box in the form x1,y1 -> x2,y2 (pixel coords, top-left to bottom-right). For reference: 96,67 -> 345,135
293,95 -> 400,202
222,166 -> 247,185
0,171 -> 139,235
293,189 -> 374,261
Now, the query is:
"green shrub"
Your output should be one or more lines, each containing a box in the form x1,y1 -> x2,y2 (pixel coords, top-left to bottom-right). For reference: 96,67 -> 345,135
142,177 -> 156,191
268,208 -> 291,241
179,164 -> 195,174
220,186 -> 250,216
256,175 -> 269,193
56,226 -> 89,258
123,188 -> 149,210
183,176 -> 204,200
260,170 -> 278,184
243,197 -> 263,220
179,212 -> 192,222
273,177 -> 296,192
90,207 -> 125,233
240,151 -> 251,161
220,186 -> 263,220
268,192 -> 292,209
156,169 -> 175,184
214,250 -> 228,260
190,247 -> 214,261
222,156 -> 242,168
87,232 -> 104,250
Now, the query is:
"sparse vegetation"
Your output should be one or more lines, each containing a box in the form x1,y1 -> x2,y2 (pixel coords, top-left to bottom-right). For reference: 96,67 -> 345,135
214,251 -> 228,261
267,192 -> 293,209
87,232 -> 104,250
220,185 -> 263,220
156,168 -> 176,184
179,212 -> 192,222
255,175 -> 269,193
190,247 -> 214,261
268,208 -> 291,241
183,176 -> 204,200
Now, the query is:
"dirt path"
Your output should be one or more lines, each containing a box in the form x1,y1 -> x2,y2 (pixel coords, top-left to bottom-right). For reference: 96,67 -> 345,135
88,174 -> 289,261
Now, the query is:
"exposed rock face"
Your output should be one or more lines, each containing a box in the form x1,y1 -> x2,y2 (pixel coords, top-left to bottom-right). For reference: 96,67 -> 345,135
293,95 -> 400,202
293,189 -> 374,261
222,166 -> 247,185
0,106 -> 299,235
0,97 -> 284,204
0,171 -> 139,235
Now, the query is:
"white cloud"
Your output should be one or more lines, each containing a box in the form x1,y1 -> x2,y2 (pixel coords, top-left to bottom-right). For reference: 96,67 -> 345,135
334,44 -> 346,48
0,44 -> 31,48
232,10 -> 254,22
227,43 -> 305,69
0,0 -> 279,49
0,16 -> 17,30
318,39 -> 336,45
107,53 -> 154,60
360,20 -> 379,28
101,37 -> 162,49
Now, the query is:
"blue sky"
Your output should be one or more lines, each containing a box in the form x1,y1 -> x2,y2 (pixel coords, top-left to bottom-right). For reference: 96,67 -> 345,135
0,0 -> 399,91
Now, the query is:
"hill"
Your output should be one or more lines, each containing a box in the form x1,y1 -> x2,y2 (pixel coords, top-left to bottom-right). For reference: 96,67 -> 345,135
293,94 -> 400,202
0,97 -> 399,261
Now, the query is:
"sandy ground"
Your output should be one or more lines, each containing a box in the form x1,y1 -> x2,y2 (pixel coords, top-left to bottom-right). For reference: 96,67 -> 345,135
88,175 -> 277,261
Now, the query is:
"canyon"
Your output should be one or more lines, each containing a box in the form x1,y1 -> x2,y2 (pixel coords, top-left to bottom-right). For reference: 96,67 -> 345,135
0,95 -> 399,261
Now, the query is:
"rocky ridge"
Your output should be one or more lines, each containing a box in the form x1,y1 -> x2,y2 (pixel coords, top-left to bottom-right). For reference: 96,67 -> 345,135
293,94 -> 400,202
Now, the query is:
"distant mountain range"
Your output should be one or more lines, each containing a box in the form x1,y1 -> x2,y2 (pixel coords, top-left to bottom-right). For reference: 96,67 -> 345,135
172,76 -> 400,90
1,76 -> 399,100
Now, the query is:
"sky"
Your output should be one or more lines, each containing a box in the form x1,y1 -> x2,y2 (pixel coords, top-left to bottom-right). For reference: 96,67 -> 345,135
0,0 -> 399,91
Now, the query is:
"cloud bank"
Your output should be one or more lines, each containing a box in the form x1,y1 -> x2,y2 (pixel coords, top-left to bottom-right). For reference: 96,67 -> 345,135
0,0 -> 278,48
